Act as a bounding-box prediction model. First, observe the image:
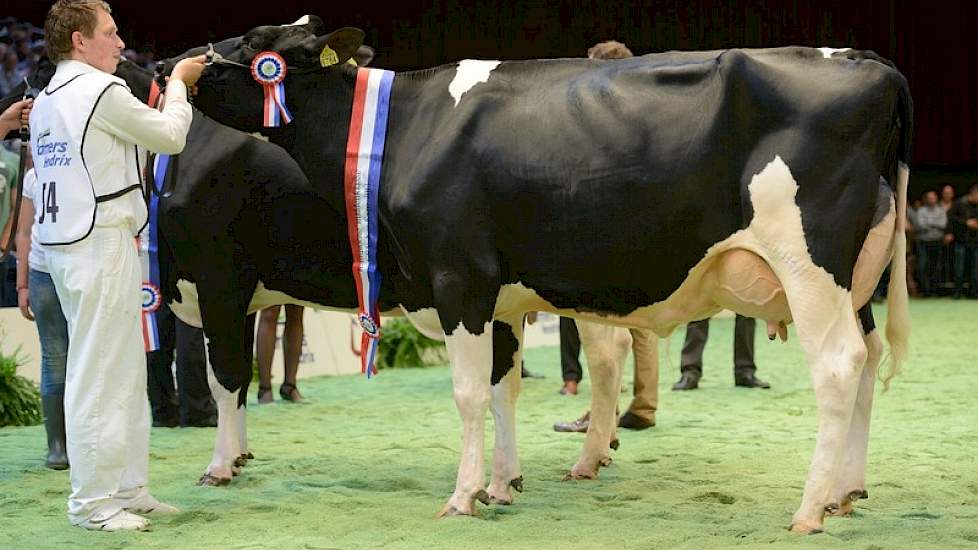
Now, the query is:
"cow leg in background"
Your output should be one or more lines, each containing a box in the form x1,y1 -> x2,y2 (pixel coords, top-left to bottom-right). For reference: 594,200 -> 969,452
566,321 -> 630,479
438,320 -> 494,517
234,313 -> 257,469
828,305 -> 882,516
486,318 -> 525,505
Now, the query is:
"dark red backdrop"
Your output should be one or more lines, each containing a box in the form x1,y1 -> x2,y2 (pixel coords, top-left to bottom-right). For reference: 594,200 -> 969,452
6,1 -> 975,191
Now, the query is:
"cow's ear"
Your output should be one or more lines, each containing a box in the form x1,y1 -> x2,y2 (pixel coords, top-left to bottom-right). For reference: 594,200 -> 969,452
284,14 -> 325,35
353,45 -> 375,67
322,27 -> 365,65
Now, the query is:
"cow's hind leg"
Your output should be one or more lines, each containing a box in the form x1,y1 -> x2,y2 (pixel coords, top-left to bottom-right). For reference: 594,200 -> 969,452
486,318 -> 525,505
788,298 -> 867,533
566,321 -> 630,480
828,305 -> 882,516
438,319 -> 494,517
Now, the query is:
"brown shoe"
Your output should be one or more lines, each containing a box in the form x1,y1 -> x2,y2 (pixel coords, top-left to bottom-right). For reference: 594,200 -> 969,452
558,380 -> 579,395
553,410 -> 590,432
617,410 -> 655,430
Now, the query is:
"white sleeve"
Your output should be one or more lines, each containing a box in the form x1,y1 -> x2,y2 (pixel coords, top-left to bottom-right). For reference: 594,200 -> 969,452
22,168 -> 37,203
90,80 -> 193,154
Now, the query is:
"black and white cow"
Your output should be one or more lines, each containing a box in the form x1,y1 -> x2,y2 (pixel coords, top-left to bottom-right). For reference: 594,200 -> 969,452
166,22 -> 913,533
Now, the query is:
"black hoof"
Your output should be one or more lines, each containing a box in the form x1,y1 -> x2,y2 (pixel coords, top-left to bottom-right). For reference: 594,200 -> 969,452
475,490 -> 491,505
857,489 -> 869,500
233,456 -> 247,468
245,452 -> 254,460
197,473 -> 231,487
609,438 -> 620,451
509,476 -> 524,493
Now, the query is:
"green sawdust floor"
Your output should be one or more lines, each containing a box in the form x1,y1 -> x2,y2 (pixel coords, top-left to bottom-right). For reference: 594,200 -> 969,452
1,299 -> 977,549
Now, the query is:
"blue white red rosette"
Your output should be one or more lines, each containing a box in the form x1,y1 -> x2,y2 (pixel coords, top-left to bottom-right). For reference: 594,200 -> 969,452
251,51 -> 293,127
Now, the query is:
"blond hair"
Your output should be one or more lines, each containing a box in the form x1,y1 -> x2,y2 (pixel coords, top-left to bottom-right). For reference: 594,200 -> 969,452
587,40 -> 634,60
44,0 -> 112,62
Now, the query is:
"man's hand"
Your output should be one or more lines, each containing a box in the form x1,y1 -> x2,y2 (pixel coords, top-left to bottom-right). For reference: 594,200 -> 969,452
171,55 -> 208,88
0,99 -> 33,134
967,218 -> 978,230
18,288 -> 34,321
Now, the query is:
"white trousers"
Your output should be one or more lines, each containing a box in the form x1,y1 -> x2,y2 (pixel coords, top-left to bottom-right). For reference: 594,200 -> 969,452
47,226 -> 151,524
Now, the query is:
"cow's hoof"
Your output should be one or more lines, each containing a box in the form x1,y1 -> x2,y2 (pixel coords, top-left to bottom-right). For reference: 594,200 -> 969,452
475,490 -> 491,505
245,451 -> 255,460
197,474 -> 231,487
562,468 -> 598,481
488,477 -> 522,505
599,456 -> 613,467
234,455 -> 249,468
853,489 -> 869,500
437,504 -> 471,518
828,501 -> 854,517
231,465 -> 242,477
510,476 -> 524,493
788,521 -> 824,534
609,438 -> 620,451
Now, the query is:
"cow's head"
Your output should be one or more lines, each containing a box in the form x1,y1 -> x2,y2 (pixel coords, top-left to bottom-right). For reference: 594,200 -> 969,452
164,15 -> 365,134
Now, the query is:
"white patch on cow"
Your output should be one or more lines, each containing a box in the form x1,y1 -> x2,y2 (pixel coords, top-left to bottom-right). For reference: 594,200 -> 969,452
818,47 -> 851,59
249,132 -> 270,142
171,279 -> 203,328
285,15 -> 310,26
448,60 -> 500,107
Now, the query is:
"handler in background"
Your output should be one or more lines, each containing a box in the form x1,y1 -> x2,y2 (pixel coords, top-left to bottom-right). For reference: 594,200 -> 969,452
31,0 -> 205,532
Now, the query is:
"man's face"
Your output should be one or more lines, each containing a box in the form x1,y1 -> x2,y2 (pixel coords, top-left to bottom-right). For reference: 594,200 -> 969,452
925,191 -> 937,206
942,185 -> 955,201
75,8 -> 124,73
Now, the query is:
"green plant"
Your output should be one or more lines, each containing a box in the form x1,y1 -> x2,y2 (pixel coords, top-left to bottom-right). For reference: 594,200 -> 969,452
0,346 -> 42,427
376,318 -> 447,369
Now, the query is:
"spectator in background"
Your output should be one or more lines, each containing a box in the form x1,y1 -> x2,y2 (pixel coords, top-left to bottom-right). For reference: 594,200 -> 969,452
947,183 -> 978,299
0,50 -> 27,97
256,305 -> 305,403
913,190 -> 947,297
940,185 -> 956,211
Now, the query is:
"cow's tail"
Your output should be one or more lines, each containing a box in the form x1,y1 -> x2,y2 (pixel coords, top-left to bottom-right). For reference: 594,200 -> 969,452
879,75 -> 913,392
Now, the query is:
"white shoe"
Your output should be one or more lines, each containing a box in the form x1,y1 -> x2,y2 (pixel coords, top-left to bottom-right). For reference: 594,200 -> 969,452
77,510 -> 150,531
121,493 -> 180,515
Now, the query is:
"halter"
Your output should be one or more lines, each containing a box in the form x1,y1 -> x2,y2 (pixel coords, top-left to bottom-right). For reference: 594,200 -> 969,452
203,42 -> 328,75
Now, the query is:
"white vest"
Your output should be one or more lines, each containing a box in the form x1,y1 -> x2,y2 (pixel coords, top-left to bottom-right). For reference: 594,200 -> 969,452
30,69 -> 146,245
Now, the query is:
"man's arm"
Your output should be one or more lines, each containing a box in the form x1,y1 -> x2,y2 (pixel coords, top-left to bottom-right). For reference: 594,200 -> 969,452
89,55 -> 207,154
91,81 -> 193,154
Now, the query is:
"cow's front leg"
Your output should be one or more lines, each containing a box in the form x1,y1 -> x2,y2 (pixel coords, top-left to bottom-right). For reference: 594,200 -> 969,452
567,322 -> 630,480
199,364 -> 241,486
486,319 -> 524,505
438,321 -> 494,517
789,302 -> 867,534
829,320 -> 883,516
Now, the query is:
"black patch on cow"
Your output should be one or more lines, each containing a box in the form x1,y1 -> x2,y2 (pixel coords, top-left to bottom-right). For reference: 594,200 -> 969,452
491,320 -> 519,385
857,303 -> 876,335
872,178 -> 894,227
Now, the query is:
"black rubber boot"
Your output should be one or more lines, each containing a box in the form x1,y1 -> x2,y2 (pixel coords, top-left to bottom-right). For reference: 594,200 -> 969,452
42,395 -> 69,470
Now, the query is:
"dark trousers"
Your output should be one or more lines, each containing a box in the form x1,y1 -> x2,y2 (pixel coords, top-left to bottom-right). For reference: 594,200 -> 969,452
953,242 -> 978,297
0,255 -> 16,307
915,240 -> 943,295
680,315 -> 756,377
560,317 -> 583,382
146,302 -> 216,426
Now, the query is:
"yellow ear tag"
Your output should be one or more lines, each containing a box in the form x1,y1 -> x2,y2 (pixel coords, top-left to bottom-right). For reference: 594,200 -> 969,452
320,45 -> 339,67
